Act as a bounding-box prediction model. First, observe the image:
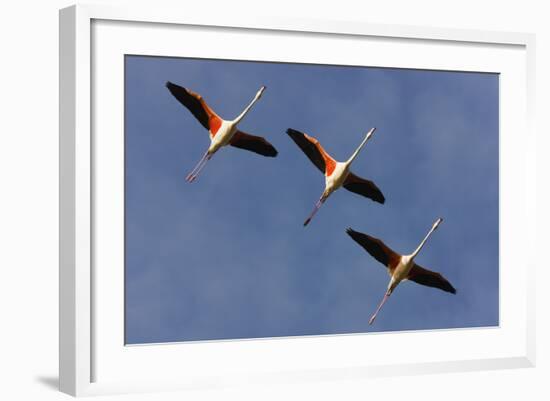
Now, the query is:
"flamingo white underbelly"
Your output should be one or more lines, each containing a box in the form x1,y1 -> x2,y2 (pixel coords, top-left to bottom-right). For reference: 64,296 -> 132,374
325,162 -> 349,193
209,121 -> 237,152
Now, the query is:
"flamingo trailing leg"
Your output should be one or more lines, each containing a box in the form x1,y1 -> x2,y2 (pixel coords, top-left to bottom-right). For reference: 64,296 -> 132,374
166,82 -> 278,182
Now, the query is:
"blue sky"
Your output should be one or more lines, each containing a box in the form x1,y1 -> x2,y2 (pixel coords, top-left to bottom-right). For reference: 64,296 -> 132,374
124,55 -> 499,344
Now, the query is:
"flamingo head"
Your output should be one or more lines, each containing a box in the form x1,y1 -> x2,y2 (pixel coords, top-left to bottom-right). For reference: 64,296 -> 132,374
256,85 -> 266,99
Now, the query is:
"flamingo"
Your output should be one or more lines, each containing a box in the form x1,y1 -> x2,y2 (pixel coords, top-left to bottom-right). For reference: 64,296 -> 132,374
286,128 -> 385,226
166,81 -> 278,182
346,218 -> 456,325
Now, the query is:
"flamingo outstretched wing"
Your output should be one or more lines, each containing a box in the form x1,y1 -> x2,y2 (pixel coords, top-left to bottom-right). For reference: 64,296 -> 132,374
166,81 -> 222,132
286,128 -> 336,175
343,172 -> 385,204
407,264 -> 456,294
230,131 -> 278,157
346,228 -> 401,272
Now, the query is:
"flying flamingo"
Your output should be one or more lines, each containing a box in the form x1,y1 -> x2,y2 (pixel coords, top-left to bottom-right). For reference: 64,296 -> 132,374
346,218 -> 456,325
166,81 -> 278,182
286,128 -> 385,226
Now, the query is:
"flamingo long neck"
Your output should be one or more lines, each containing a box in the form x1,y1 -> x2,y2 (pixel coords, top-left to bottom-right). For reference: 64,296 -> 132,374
345,128 -> 375,166
411,226 -> 437,259
234,95 -> 261,124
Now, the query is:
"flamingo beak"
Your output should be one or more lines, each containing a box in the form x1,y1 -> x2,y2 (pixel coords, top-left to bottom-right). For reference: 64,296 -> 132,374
366,127 -> 376,140
257,85 -> 266,98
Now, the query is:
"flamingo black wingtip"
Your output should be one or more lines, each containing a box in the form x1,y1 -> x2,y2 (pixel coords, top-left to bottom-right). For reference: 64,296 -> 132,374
286,128 -> 299,136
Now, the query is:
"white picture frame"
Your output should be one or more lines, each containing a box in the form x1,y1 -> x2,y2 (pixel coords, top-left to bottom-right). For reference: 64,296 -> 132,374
59,4 -> 536,397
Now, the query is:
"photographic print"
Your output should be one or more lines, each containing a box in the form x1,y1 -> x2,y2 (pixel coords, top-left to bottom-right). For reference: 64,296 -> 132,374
124,55 -> 498,344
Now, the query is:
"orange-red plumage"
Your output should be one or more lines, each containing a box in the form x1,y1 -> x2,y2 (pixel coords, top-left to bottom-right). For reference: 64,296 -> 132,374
303,133 -> 336,176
